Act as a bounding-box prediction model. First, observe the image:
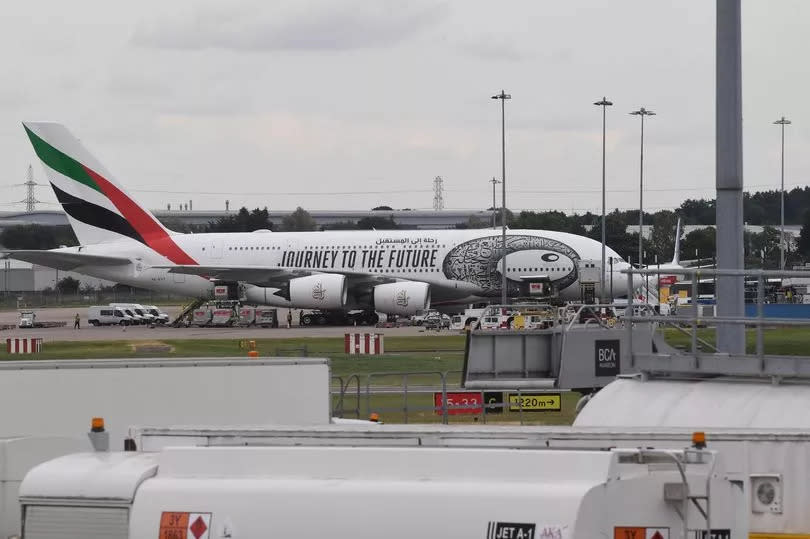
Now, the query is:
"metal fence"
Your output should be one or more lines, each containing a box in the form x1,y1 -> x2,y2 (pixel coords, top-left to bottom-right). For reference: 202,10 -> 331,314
331,370 -> 571,425
624,266 -> 810,379
2,290 -> 189,309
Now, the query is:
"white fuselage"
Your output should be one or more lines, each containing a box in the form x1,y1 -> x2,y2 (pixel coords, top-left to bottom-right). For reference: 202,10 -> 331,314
62,228 -> 639,309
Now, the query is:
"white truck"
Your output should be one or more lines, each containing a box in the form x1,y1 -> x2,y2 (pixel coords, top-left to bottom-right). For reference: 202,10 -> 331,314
123,416 -> 810,539
18,442 -> 741,539
450,306 -> 488,330
18,310 -> 35,328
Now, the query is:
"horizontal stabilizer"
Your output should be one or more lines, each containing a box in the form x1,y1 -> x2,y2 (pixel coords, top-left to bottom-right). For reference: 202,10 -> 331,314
2,250 -> 131,271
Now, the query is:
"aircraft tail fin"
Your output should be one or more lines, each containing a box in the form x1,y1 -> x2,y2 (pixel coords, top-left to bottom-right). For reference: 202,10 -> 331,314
671,217 -> 682,266
22,122 -> 196,265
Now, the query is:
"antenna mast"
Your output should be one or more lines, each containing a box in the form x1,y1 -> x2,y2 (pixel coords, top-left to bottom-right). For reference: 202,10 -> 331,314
432,176 -> 444,210
23,165 -> 40,212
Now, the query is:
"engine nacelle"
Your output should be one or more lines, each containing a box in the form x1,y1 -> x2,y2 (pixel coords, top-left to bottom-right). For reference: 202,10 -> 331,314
373,282 -> 431,316
289,274 -> 348,310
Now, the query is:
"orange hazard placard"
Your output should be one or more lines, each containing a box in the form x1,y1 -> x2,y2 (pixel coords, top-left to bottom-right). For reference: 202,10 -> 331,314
615,528 -> 670,539
160,512 -> 211,539
615,528 -> 647,539
160,512 -> 188,539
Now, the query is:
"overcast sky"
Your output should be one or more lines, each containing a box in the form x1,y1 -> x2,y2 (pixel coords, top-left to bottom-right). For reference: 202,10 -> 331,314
0,0 -> 808,215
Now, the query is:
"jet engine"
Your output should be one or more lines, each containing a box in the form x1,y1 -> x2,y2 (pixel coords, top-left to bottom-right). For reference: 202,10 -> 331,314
374,282 -> 431,315
288,274 -> 347,309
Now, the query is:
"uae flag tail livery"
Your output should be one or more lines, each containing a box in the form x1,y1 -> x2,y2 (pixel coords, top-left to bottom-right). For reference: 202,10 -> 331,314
22,122 -> 196,266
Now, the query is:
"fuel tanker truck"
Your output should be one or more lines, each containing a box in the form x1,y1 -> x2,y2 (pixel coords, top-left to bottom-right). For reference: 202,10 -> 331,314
18,441 -> 743,539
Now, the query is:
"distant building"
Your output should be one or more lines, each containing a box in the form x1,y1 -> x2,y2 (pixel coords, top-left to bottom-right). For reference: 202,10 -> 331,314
0,259 -> 114,292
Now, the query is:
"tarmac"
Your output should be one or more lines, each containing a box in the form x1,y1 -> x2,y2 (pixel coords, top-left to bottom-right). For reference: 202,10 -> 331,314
0,306 -> 441,341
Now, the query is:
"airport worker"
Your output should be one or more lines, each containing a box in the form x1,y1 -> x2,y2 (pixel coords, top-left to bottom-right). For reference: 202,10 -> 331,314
287,310 -> 292,329
73,313 -> 80,329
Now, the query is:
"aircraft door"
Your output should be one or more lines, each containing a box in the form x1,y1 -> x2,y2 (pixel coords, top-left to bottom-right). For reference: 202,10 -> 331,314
210,239 -> 223,259
285,239 -> 298,268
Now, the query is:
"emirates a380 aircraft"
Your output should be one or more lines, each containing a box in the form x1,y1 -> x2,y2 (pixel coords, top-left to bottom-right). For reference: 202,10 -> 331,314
4,122 -> 640,316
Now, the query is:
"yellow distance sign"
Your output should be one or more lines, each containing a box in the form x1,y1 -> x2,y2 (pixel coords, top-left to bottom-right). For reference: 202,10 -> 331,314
507,392 -> 562,412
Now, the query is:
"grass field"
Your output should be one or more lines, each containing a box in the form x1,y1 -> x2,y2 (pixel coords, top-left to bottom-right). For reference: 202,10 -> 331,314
0,336 -> 466,377
663,326 -> 810,354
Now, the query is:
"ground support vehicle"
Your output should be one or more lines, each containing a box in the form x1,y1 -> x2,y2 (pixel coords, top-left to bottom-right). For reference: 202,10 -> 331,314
109,303 -> 147,324
87,306 -> 134,326
422,312 -> 451,330
19,436 -> 740,539
143,305 -> 170,324
15,310 -> 67,329
18,310 -> 35,328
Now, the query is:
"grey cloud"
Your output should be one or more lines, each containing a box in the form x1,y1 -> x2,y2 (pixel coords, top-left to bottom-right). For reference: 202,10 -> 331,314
458,35 -> 525,62
131,0 -> 448,51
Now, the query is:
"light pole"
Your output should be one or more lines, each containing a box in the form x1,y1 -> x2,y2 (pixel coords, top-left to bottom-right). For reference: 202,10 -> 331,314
629,107 -> 655,270
490,177 -> 501,229
594,97 -> 613,302
774,116 -> 791,270
492,90 -> 511,306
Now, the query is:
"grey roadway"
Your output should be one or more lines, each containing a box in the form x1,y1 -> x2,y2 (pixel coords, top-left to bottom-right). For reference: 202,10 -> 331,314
0,306 -> 448,341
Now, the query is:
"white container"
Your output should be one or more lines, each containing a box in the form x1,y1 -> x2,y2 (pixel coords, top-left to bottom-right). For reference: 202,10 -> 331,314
0,358 -> 331,539
237,306 -> 256,326
255,308 -> 277,328
191,307 -> 213,326
211,307 -> 235,326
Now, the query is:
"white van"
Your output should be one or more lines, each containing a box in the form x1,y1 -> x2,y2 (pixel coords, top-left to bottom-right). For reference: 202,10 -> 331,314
129,304 -> 157,324
108,303 -> 146,324
143,305 -> 170,324
87,306 -> 134,326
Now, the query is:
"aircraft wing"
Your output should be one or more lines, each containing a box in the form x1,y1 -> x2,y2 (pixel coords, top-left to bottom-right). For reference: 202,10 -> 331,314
156,264 -> 400,287
158,264 -> 483,302
2,250 -> 131,271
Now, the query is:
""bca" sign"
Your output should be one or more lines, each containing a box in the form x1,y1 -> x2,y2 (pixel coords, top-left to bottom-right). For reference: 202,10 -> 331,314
594,339 -> 620,376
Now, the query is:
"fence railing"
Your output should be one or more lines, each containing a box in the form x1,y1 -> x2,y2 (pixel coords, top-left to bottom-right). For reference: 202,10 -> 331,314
1,290 -> 190,309
623,266 -> 810,379
331,370 -> 569,425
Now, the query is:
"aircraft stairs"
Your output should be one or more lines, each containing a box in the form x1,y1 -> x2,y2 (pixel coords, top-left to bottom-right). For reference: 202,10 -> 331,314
171,298 -> 206,327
